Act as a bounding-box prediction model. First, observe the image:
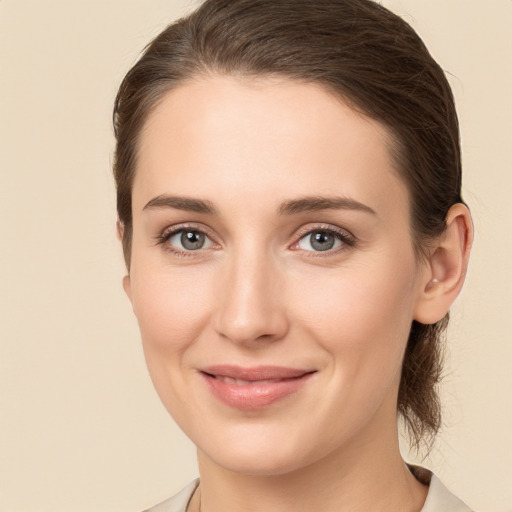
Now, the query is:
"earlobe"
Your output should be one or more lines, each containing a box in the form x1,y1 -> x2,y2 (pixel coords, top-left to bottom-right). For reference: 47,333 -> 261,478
116,220 -> 124,241
413,203 -> 473,324
118,220 -> 133,305
123,274 -> 132,302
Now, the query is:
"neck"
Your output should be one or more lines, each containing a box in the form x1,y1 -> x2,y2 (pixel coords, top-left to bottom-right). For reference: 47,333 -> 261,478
195,419 -> 428,512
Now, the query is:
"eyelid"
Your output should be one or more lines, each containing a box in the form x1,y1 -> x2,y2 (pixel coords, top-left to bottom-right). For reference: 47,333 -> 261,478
290,223 -> 356,253
154,222 -> 220,255
154,221 -> 356,256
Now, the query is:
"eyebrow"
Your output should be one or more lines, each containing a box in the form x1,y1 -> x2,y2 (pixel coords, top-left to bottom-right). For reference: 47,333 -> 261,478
142,194 -> 376,217
143,194 -> 219,215
278,196 -> 376,216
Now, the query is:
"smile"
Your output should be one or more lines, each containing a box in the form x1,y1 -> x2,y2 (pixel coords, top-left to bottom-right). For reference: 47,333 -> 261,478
214,376 -> 289,386
200,365 -> 316,410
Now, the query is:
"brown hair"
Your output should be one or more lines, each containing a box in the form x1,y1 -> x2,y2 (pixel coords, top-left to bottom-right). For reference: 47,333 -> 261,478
113,0 -> 464,450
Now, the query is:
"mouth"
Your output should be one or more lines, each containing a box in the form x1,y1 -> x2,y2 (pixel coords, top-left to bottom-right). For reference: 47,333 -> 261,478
199,365 -> 316,410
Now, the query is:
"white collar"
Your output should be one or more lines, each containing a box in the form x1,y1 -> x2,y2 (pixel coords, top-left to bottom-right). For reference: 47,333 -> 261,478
144,471 -> 475,512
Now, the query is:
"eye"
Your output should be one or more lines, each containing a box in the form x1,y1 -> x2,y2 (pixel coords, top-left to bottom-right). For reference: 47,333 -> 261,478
164,228 -> 215,252
296,229 -> 348,252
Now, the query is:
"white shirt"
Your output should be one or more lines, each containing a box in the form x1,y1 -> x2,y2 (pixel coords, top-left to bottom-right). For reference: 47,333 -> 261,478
144,469 -> 475,512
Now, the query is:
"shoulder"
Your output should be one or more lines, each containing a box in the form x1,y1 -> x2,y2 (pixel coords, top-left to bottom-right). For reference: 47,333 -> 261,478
408,465 -> 476,512
422,474 -> 476,512
142,479 -> 199,512
142,471 -> 477,512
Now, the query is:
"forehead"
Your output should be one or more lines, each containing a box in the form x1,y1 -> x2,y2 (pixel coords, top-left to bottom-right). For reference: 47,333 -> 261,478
134,75 -> 409,219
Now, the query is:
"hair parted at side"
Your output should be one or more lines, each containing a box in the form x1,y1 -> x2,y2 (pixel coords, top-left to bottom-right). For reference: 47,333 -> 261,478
113,0 -> 464,450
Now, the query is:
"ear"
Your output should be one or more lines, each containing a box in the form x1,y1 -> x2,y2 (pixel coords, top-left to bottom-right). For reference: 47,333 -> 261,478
413,203 -> 473,324
118,219 -> 133,302
123,274 -> 132,302
116,219 -> 124,241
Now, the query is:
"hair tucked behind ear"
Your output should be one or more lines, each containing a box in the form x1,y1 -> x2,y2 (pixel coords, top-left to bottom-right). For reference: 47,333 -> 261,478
399,318 -> 448,451
113,0 -> 464,450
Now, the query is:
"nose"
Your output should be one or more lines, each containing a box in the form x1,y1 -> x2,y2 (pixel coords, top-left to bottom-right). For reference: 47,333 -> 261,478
213,251 -> 289,346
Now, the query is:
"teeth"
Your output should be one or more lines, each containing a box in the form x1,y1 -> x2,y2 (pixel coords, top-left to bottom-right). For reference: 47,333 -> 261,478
217,376 -> 278,386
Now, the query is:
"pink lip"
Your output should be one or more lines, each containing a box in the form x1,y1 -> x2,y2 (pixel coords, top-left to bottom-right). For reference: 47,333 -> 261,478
200,365 -> 315,410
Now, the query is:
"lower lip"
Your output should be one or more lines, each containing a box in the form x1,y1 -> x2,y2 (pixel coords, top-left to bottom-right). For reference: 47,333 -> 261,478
201,372 -> 314,410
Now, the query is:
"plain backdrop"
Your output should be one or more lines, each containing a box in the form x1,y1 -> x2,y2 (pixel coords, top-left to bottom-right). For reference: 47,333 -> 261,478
1,1 -> 511,511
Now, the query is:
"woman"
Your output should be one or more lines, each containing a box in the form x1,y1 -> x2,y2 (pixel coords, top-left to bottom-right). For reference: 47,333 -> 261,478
113,0 -> 473,510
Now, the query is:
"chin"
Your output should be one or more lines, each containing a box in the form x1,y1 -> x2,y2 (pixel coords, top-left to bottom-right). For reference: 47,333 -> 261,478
196,426 -> 327,477
209,450 -> 306,477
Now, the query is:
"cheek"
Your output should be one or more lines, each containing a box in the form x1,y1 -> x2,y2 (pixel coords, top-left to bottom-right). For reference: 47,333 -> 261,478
128,265 -> 217,423
286,257 -> 419,438
130,265 -> 214,357
290,254 -> 418,370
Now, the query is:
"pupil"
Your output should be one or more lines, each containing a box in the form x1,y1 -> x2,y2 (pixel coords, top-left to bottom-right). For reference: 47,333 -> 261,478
311,231 -> 335,251
181,231 -> 205,250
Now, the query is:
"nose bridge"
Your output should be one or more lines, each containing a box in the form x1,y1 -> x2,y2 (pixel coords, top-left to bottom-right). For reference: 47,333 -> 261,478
214,244 -> 288,344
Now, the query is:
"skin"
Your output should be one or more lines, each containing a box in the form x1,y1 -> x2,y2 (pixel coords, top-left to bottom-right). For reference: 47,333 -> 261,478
123,76 -> 472,512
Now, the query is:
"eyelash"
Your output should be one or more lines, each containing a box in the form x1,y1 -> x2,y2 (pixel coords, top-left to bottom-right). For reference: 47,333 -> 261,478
154,223 -> 355,257
291,224 -> 356,256
154,223 -> 217,258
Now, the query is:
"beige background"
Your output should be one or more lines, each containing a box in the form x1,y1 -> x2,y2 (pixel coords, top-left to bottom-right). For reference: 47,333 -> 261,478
0,1 -> 511,511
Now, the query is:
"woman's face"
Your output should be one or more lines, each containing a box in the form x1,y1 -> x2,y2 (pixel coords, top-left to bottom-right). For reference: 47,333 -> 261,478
125,76 -> 429,475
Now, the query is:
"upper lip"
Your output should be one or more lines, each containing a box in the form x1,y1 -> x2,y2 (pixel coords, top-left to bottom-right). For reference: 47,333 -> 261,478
200,365 -> 315,381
